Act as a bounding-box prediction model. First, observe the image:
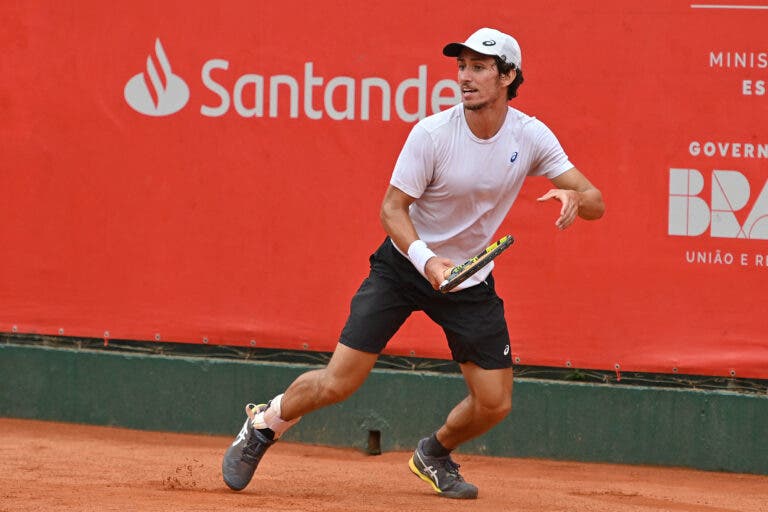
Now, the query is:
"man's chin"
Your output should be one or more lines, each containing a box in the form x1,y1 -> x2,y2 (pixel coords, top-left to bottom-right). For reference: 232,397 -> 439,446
463,101 -> 489,111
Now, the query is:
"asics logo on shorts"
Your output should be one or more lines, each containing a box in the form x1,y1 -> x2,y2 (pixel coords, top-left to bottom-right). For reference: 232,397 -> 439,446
504,345 -> 510,356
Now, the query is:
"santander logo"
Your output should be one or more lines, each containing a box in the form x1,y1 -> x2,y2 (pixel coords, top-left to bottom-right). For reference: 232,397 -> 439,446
123,38 -> 460,121
124,39 -> 189,116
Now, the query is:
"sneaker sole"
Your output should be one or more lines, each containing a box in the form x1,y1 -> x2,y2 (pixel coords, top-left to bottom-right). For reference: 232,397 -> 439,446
223,476 -> 247,491
408,456 -> 478,500
408,456 -> 442,493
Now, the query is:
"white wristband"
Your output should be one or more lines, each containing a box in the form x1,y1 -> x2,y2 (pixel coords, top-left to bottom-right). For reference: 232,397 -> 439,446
407,239 -> 436,278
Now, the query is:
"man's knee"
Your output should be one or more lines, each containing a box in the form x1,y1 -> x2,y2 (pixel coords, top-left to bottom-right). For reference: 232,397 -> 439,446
474,392 -> 512,422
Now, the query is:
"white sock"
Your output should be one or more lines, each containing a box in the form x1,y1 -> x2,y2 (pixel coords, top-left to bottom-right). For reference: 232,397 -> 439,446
251,393 -> 300,438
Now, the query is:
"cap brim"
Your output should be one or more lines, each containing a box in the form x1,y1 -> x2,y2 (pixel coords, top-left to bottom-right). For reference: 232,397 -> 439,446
442,42 -> 468,57
443,42 -> 498,58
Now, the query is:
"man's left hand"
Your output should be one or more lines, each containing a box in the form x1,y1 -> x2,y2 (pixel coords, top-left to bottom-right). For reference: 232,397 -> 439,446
537,189 -> 581,230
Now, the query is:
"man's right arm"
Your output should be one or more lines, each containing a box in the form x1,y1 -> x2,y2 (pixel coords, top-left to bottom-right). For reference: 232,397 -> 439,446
379,185 -> 419,254
379,185 -> 453,289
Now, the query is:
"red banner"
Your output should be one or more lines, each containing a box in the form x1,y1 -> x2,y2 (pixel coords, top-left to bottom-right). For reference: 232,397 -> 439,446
1,1 -> 767,378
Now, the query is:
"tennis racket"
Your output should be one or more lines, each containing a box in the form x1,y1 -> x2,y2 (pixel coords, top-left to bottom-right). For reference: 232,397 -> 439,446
439,235 -> 515,293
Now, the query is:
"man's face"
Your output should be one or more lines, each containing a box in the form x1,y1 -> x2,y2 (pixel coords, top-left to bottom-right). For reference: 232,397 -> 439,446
456,49 -> 513,111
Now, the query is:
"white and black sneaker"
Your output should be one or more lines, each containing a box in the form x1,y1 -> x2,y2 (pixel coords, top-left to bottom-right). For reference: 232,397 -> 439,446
408,437 -> 478,499
222,403 -> 275,491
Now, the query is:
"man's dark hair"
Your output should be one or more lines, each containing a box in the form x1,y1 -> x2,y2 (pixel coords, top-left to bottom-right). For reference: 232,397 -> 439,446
494,56 -> 524,100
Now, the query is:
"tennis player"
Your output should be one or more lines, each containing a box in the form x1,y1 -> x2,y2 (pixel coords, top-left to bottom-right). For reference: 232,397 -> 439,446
223,27 -> 604,499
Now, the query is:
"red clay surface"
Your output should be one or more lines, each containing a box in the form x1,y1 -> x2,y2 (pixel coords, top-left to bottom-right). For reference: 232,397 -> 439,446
1,418 -> 766,512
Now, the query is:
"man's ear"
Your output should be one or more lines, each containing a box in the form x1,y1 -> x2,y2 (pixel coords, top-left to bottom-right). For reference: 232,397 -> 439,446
501,69 -> 516,87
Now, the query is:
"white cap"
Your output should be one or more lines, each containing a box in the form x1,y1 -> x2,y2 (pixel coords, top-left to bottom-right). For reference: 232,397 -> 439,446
443,27 -> 522,69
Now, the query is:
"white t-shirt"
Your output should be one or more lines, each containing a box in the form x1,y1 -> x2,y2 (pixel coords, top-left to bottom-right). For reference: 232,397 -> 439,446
390,103 -> 573,289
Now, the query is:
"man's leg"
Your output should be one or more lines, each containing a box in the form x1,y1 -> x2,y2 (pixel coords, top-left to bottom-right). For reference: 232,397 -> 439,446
272,343 -> 379,421
222,343 -> 378,491
224,238 -> 412,491
436,362 -> 513,449
409,362 -> 512,499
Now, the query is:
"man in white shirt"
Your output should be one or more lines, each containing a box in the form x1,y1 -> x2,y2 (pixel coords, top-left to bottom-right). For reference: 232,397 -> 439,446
223,27 -> 605,500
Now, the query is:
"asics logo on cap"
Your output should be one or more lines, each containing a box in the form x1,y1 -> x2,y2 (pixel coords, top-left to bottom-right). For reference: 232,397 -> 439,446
124,38 -> 189,117
482,40 -> 497,46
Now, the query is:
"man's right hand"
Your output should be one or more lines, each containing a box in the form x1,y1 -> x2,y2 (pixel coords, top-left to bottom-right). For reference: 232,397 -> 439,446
424,256 -> 455,290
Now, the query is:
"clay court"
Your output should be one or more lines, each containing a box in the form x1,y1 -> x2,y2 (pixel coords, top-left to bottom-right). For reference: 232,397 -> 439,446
1,418 -> 766,512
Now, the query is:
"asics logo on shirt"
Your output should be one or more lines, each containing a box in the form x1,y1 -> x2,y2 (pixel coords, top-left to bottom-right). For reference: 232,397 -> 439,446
510,151 -> 519,163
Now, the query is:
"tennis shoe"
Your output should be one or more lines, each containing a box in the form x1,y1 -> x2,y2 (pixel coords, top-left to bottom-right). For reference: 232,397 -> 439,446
222,403 -> 275,491
408,437 -> 478,499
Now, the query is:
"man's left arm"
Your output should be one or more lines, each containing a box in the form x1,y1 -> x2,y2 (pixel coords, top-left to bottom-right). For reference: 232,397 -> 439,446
538,167 -> 605,230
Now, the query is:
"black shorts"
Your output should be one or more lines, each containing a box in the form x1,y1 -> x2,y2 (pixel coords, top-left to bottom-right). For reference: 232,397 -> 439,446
339,238 -> 512,369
